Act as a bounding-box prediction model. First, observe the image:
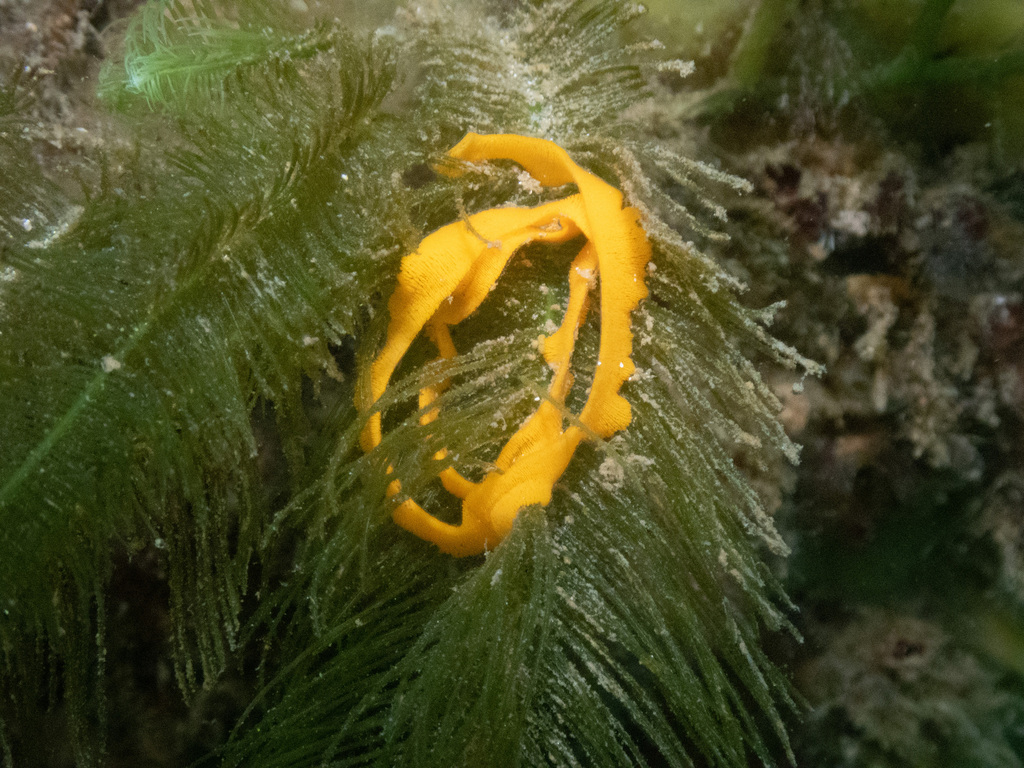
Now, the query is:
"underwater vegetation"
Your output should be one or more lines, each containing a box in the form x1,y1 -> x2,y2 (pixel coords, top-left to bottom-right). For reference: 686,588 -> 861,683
0,0 -> 820,765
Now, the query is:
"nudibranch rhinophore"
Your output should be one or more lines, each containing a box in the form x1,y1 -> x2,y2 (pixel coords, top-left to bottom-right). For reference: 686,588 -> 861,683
357,133 -> 651,556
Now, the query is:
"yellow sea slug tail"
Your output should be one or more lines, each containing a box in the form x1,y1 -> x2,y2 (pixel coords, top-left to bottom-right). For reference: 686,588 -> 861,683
392,497 -> 492,556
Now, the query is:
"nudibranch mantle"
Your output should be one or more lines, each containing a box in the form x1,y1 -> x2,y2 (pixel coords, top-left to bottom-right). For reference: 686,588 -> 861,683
357,133 -> 651,556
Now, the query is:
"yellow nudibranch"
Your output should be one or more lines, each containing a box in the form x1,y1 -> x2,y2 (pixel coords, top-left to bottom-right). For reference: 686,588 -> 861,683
357,133 -> 651,556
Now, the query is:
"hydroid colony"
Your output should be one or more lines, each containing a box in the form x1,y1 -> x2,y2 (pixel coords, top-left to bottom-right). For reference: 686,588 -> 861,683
0,1 -> 817,765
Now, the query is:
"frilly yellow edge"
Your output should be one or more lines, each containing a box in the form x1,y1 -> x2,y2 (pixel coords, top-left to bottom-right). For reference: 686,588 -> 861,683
356,133 -> 651,556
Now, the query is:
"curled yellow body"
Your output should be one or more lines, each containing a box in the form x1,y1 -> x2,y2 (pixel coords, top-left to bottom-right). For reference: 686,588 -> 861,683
357,133 -> 651,556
